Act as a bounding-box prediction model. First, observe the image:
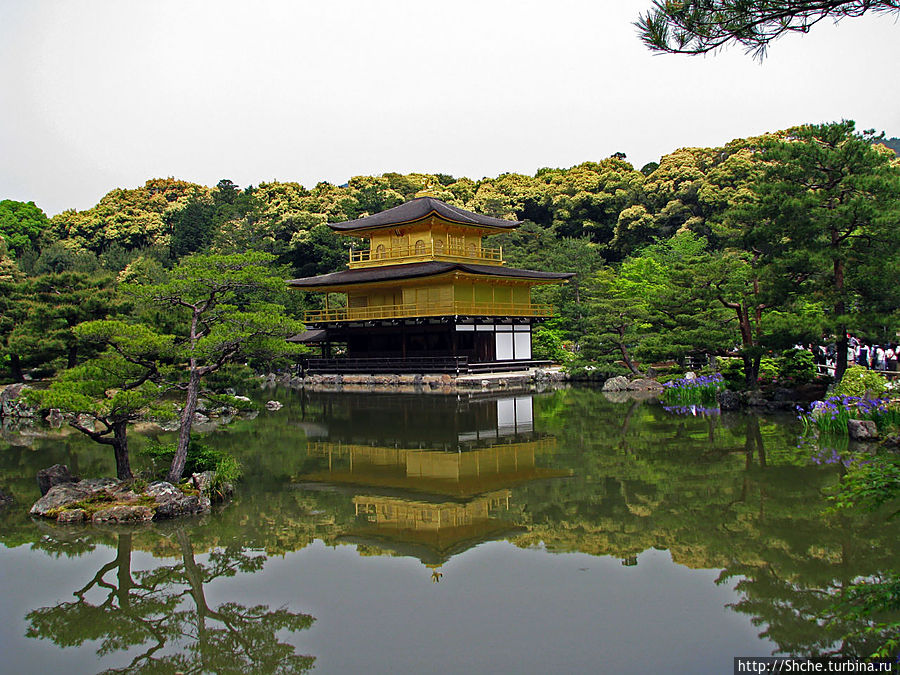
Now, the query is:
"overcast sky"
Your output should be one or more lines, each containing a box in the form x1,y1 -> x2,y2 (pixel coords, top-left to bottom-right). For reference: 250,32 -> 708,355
1,0 -> 898,216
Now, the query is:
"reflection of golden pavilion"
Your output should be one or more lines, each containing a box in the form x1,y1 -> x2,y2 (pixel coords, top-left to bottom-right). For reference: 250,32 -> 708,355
348,492 -> 518,564
295,394 -> 568,566
305,438 -> 560,498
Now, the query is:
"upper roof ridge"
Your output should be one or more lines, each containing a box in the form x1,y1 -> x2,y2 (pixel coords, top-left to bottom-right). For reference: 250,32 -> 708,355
328,196 -> 521,232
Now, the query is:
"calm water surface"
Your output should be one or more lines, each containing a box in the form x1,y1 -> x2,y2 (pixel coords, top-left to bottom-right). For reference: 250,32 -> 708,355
0,387 -> 896,674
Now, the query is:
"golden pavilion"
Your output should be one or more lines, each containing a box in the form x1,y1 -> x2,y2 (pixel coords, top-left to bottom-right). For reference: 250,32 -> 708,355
288,196 -> 573,371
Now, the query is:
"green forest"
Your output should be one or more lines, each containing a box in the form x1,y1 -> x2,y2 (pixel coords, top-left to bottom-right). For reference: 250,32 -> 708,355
2,121 -> 899,385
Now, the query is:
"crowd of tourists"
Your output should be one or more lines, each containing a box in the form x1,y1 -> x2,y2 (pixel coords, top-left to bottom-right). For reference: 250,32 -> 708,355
806,336 -> 900,372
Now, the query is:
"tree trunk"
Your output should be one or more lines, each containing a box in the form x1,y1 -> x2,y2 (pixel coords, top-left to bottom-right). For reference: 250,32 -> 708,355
177,528 -> 210,661
742,353 -> 760,387
67,343 -> 78,369
115,533 -> 134,610
168,368 -> 201,483
618,343 -> 641,375
112,420 -> 133,480
616,326 -> 641,375
9,353 -> 24,382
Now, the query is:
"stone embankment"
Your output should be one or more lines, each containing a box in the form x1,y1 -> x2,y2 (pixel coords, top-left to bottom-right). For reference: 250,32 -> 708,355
29,463 -> 232,525
0,383 -> 36,422
262,367 -> 569,394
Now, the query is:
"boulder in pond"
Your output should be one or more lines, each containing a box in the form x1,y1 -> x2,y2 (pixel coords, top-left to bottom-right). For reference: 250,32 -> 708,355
628,378 -> 664,392
30,478 -> 117,517
848,419 -> 878,441
92,505 -> 154,523
717,390 -> 742,411
265,400 -> 283,411
146,481 -> 210,519
602,376 -> 630,392
37,464 -> 79,496
57,508 -> 87,523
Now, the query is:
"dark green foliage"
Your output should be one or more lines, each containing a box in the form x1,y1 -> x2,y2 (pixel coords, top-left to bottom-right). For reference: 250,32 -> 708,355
170,198 -> 215,258
204,363 -> 258,393
26,343 -> 172,479
30,242 -> 100,275
531,324 -> 570,362
777,349 -> 816,384
834,366 -> 888,398
9,272 -> 128,374
637,0 -> 900,58
831,456 -> 900,517
287,223 -> 348,277
124,251 -> 305,482
0,199 -> 48,257
97,243 -> 138,272
142,438 -> 242,483
717,357 -> 744,390
738,121 -> 900,383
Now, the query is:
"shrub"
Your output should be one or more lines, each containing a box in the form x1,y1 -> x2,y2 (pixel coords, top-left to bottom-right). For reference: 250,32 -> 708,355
141,438 -> 243,484
205,363 -> 257,392
778,349 -> 817,384
532,326 -> 571,363
834,365 -> 888,398
758,357 -> 779,382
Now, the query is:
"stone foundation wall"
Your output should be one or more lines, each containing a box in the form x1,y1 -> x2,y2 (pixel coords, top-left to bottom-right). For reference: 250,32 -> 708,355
261,368 -> 569,394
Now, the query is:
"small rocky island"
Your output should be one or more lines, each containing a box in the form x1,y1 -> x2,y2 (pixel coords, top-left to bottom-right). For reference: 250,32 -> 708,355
30,464 -> 231,524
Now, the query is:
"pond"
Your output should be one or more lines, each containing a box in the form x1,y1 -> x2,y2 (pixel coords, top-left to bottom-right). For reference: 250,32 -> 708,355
0,387 -> 897,673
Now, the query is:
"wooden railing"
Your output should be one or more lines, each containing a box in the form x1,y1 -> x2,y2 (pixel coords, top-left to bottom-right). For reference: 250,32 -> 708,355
349,242 -> 503,267
304,301 -> 553,323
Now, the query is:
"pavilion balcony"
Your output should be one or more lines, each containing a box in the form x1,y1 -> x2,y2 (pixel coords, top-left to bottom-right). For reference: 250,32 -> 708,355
348,242 -> 504,268
303,300 -> 553,323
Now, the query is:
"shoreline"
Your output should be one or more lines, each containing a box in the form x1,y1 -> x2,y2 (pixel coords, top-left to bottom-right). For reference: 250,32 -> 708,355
261,366 -> 570,394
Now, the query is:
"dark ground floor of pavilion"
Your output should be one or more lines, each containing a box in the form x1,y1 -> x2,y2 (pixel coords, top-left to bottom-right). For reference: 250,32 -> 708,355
292,317 -> 549,374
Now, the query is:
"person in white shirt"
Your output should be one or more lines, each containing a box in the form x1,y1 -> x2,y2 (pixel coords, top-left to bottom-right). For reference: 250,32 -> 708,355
874,345 -> 886,371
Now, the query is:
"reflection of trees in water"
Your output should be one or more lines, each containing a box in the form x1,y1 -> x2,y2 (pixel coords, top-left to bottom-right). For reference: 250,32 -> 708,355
719,562 -> 897,659
526,389 -> 900,658
25,528 -> 315,674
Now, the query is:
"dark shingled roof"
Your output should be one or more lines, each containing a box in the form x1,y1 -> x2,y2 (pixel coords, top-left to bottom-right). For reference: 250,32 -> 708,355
288,262 -> 574,288
328,196 -> 521,232
287,329 -> 327,343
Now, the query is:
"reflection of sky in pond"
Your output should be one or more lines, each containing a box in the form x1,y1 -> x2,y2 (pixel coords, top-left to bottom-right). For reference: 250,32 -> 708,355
1,539 -> 763,675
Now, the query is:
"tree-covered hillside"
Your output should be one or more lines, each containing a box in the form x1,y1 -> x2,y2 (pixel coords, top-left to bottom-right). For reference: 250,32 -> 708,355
2,120 -> 899,383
